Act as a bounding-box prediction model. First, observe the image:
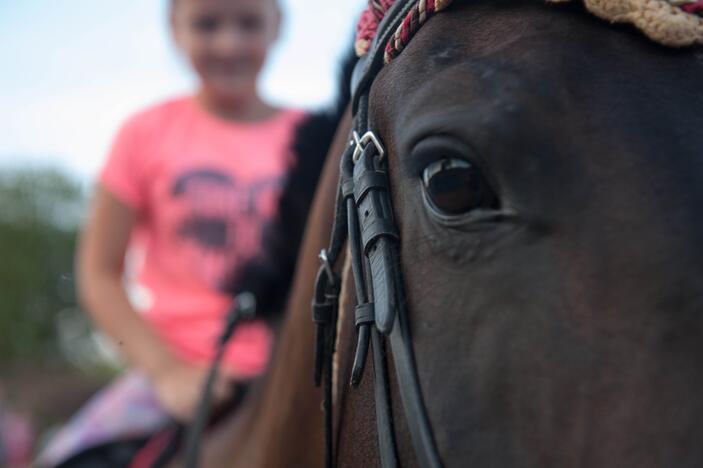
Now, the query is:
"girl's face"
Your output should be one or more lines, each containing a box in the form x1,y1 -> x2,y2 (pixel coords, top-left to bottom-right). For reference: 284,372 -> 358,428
171,0 -> 280,102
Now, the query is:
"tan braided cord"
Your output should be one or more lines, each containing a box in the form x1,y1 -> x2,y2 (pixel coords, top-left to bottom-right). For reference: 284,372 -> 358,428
551,0 -> 703,46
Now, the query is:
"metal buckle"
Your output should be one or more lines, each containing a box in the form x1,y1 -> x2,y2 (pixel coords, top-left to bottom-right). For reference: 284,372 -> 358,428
352,131 -> 385,164
318,249 -> 335,286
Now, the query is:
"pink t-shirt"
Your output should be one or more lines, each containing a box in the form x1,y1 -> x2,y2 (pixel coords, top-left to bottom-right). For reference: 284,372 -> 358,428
100,96 -> 304,378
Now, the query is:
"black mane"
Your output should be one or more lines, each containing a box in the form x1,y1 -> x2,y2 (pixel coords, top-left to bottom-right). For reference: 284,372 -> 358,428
224,48 -> 357,318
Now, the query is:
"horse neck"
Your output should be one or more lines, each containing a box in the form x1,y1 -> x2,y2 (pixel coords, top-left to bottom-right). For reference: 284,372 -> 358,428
195,111 -> 353,468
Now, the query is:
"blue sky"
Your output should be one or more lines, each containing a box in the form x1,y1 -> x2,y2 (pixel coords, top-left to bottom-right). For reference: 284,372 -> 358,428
0,0 -> 365,182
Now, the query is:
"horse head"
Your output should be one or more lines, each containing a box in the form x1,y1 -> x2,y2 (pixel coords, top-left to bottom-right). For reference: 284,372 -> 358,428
333,1 -> 703,466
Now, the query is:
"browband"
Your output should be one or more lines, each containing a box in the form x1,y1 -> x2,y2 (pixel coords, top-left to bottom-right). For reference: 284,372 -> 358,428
351,0 -> 419,115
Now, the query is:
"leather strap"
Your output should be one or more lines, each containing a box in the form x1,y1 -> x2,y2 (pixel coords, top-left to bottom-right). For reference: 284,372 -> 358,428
184,295 -> 257,468
354,170 -> 389,202
355,303 -> 376,326
368,237 -> 398,334
351,1 -> 444,463
354,136 -> 441,467
351,0 -> 420,114
362,219 -> 399,255
313,267 -> 340,388
353,145 -> 398,334
371,327 -> 399,468
388,261 -> 443,468
314,301 -> 336,325
313,1 -> 445,466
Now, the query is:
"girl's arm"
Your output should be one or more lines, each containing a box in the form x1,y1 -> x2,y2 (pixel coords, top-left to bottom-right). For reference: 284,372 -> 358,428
76,186 -> 229,421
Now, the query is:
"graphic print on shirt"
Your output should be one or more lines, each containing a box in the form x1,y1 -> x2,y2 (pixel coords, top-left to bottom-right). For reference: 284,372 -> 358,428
171,168 -> 283,290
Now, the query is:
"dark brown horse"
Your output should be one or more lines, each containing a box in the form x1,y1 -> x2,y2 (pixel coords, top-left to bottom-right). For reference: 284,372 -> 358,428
181,1 -> 703,467
332,1 -> 703,467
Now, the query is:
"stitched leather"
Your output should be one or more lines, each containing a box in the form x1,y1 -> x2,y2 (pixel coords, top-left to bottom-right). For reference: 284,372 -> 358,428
368,238 -> 398,335
353,145 -> 398,334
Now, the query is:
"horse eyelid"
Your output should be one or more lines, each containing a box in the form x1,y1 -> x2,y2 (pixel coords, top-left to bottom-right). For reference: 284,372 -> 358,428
406,135 -> 484,178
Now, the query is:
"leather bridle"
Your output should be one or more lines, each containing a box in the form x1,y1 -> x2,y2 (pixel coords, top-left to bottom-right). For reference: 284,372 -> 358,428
312,2 -> 443,467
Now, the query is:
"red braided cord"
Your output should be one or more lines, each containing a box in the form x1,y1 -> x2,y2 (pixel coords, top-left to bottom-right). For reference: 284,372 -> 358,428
355,0 -> 703,64
681,0 -> 703,14
355,0 -> 454,62
356,0 -> 396,56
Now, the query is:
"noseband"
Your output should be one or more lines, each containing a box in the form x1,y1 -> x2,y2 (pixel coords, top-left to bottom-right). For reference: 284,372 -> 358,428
312,1 -> 443,467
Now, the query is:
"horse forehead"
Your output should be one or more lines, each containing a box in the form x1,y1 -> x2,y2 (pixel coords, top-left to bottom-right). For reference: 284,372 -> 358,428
369,4 -> 577,121
370,1 -> 702,143
370,0 -> 700,98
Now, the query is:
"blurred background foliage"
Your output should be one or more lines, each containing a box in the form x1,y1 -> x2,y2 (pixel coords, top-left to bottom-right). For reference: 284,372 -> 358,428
0,168 -> 83,364
0,167 -> 115,436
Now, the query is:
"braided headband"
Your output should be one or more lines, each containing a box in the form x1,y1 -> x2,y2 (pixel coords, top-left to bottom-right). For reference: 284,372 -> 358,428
356,0 -> 703,63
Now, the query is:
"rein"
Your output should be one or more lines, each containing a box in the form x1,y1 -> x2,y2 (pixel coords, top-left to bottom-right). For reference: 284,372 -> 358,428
312,1 -> 443,466
183,293 -> 257,468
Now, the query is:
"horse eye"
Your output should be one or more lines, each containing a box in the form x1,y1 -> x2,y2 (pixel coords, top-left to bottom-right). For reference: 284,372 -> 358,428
422,159 -> 499,216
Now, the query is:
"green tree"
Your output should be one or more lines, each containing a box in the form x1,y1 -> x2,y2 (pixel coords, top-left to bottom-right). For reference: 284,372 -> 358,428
0,168 -> 85,365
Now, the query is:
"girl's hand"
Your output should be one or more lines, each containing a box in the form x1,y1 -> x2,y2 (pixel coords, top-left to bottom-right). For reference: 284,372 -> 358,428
151,360 -> 232,423
78,189 -> 236,422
